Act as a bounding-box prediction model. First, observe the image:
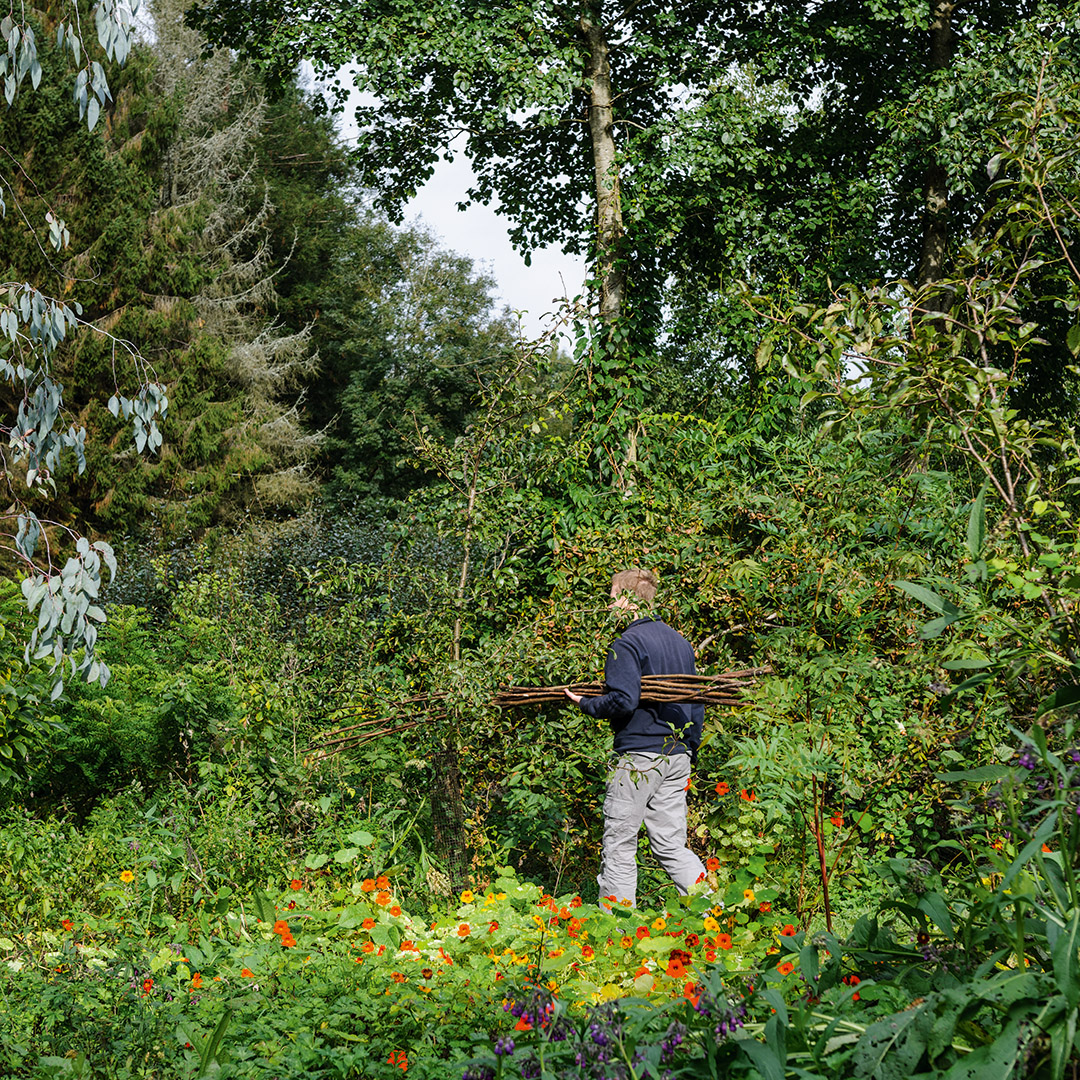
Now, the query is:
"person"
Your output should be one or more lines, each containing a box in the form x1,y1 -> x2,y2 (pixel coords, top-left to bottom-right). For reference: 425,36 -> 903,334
565,567 -> 706,908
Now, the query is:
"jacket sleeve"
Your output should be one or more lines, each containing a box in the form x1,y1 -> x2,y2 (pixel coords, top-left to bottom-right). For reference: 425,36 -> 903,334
577,637 -> 640,721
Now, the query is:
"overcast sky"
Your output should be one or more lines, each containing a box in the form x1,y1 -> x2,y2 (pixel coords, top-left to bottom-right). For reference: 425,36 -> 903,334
328,78 -> 587,342
400,156 -> 588,342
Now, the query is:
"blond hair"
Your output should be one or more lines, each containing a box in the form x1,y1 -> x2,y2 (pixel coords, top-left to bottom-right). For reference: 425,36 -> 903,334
610,567 -> 658,606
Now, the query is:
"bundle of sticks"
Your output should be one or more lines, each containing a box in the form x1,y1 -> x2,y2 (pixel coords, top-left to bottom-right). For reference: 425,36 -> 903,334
494,666 -> 771,709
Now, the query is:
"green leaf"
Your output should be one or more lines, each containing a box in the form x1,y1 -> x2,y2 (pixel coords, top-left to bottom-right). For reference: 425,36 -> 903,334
917,892 -> 953,939
1051,908 -> 1080,1009
942,658 -> 991,670
937,764 -> 1012,782
305,852 -> 329,870
967,484 -> 987,561
1037,683 -> 1080,718
251,889 -> 276,925
893,581 -> 961,616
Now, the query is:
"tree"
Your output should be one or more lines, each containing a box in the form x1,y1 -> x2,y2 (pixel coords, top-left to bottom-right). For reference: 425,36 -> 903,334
311,218 -> 519,500
186,1 -> 739,340
1,0 -> 161,696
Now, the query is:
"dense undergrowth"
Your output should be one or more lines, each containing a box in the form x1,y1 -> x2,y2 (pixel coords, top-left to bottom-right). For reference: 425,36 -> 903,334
4,390 -> 1079,1077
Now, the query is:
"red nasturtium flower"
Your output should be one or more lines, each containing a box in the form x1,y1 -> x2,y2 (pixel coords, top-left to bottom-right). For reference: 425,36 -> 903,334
287,900 -> 297,910
759,902 -> 772,913
61,919 -> 73,931
705,949 -> 717,962
570,896 -> 582,908
635,926 -> 650,940
142,977 -> 153,994
829,813 -> 843,828
715,782 -> 730,796
387,1049 -> 408,1071
780,924 -> 797,937
705,856 -> 720,872
685,933 -> 700,948
289,879 -> 303,890
421,968 -> 433,979
488,921 -> 499,933
581,945 -> 595,960
740,789 -> 756,802
717,934 -> 733,950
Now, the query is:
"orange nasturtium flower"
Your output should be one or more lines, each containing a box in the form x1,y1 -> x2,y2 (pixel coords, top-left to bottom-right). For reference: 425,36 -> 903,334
717,934 -> 733,950
715,782 -> 730,796
391,971 -> 406,983
362,918 -> 376,930
142,977 -> 154,994
61,919 -> 73,931
280,934 -> 297,948
829,813 -> 843,828
780,924 -> 797,937
740,789 -> 756,802
375,875 -> 391,890
457,923 -> 471,938
241,968 -> 254,978
387,1049 -> 408,1071
390,905 -> 402,917
375,891 -> 392,906
362,942 -> 375,954
120,870 -> 135,884
289,879 -> 303,890
665,957 -> 687,980
705,857 -> 720,872
778,961 -> 795,976
621,935 -> 633,948
190,973 -> 203,989
635,926 -> 650,940
273,920 -> 290,935
361,879 -> 376,892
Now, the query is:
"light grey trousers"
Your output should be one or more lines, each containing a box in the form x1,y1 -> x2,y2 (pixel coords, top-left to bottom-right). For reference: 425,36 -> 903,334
597,751 -> 706,908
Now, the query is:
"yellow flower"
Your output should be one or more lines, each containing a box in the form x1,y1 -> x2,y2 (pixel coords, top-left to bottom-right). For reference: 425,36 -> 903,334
652,917 -> 666,930
460,890 -> 475,904
120,870 -> 135,884
743,889 -> 755,903
484,893 -> 497,906
703,917 -> 720,932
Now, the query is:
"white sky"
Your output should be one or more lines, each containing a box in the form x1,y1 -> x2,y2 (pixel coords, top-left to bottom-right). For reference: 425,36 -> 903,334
400,154 -> 588,342
326,73 -> 587,342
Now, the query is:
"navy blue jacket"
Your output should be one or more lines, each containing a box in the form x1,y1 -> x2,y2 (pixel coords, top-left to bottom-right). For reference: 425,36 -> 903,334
578,617 -> 703,755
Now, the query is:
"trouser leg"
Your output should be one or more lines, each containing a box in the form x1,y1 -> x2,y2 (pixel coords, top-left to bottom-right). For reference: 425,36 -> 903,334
597,754 -> 662,908
643,753 -> 706,895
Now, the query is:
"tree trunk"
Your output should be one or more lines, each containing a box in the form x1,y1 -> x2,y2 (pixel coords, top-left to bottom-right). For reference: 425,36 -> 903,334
581,5 -> 625,326
917,0 -> 956,291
